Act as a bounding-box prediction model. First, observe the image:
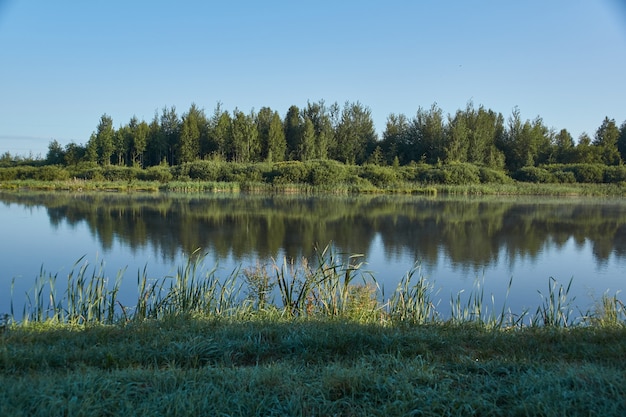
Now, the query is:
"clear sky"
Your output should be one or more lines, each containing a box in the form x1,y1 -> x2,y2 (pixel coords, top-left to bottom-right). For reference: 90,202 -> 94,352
1,0 -> 625,157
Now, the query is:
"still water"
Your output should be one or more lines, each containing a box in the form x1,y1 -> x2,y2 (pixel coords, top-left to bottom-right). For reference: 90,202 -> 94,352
1,191 -> 625,318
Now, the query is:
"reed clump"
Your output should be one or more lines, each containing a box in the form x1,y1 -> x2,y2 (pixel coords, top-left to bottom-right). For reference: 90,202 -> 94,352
5,244 -> 625,329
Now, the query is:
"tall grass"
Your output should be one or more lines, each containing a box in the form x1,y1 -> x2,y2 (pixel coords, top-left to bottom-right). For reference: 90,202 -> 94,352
6,246 -> 626,329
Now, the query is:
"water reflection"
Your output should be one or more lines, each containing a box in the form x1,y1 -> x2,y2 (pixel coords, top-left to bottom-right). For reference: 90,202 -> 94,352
1,191 -> 625,313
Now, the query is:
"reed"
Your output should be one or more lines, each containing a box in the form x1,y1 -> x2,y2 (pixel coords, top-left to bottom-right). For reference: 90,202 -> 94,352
6,247 -> 626,329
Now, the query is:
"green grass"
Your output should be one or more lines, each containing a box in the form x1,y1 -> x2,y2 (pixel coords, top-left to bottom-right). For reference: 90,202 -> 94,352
2,246 -> 626,416
2,178 -> 625,196
1,318 -> 625,416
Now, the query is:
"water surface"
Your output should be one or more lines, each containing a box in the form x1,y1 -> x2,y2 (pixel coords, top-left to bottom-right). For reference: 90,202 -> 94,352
1,191 -> 625,318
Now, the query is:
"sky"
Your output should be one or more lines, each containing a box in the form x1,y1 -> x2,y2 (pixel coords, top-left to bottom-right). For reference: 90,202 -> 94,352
0,0 -> 625,157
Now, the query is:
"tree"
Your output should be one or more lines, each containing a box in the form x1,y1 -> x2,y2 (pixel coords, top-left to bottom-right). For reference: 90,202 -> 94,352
46,140 -> 65,165
178,103 -> 206,164
113,124 -> 129,166
160,106 -> 180,165
205,102 -> 232,160
255,107 -> 273,161
267,111 -> 286,162
334,102 -> 377,164
300,118 -> 316,161
381,113 -> 410,165
553,129 -> 575,164
91,114 -> 115,165
230,109 -> 259,163
618,120 -> 626,163
145,112 -> 167,166
303,100 -> 334,159
284,105 -> 302,160
63,142 -> 86,166
593,117 -> 621,165
401,104 -> 446,165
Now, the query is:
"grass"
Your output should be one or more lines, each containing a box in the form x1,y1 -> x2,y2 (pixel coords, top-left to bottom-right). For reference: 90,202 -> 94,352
2,246 -> 626,416
2,178 -> 625,196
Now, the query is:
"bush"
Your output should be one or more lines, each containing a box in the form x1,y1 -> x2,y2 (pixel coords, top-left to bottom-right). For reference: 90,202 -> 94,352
101,166 -> 141,181
441,163 -> 481,185
478,167 -> 512,184
0,167 -> 18,181
269,161 -> 310,184
139,166 -> 173,182
513,166 -> 554,183
603,166 -> 626,183
358,165 -> 398,187
34,165 -> 70,181
307,160 -> 348,186
563,164 -> 605,183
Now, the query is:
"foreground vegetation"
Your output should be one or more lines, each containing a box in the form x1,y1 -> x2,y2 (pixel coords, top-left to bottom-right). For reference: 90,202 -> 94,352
2,247 -> 626,415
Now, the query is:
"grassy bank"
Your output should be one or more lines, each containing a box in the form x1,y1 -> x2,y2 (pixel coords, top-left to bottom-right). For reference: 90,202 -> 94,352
2,248 -> 626,415
1,178 -> 625,196
2,318 -> 626,416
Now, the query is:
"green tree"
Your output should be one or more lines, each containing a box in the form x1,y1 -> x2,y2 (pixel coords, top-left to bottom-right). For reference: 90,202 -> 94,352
300,118 -> 316,161
93,114 -> 115,165
113,124 -> 130,166
255,107 -> 273,161
204,102 -> 232,160
63,142 -> 86,166
178,103 -> 206,164
125,116 -> 149,167
618,120 -> 626,163
572,133 -> 602,163
335,102 -> 377,164
230,109 -> 259,163
160,106 -> 180,165
267,111 -> 286,162
303,100 -> 334,159
46,140 -> 65,165
284,105 -> 302,160
145,112 -> 167,166
553,128 -> 575,164
381,113 -> 410,165
593,117 -> 621,165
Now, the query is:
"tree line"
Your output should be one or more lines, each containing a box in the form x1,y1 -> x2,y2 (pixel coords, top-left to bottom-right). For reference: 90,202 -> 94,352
15,100 -> 626,173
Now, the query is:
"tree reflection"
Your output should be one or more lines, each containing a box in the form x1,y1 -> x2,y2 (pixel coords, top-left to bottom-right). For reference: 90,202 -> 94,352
2,192 -> 626,267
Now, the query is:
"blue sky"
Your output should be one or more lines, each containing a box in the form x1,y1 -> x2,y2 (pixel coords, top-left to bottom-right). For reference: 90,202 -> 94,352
1,0 -> 625,157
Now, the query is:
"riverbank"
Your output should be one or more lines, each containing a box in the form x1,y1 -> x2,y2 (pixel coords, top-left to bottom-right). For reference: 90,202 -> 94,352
1,178 -> 625,196
1,317 -> 625,416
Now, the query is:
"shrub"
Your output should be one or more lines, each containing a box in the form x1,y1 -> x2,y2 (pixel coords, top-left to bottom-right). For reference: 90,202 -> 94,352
478,167 -> 512,184
307,160 -> 348,186
34,165 -> 70,181
358,165 -> 398,187
139,166 -> 173,182
0,167 -> 18,181
269,161 -> 310,184
563,164 -> 604,183
603,166 -> 626,183
441,163 -> 481,185
514,166 -> 554,183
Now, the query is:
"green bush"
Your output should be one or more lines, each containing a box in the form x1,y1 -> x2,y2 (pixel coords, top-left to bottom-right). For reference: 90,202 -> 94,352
307,160 -> 348,186
101,166 -> 141,181
478,167 -> 512,184
398,164 -> 430,182
269,161 -> 310,184
34,165 -> 70,181
552,170 -> 576,184
563,164 -> 605,183
139,166 -> 173,182
514,166 -> 554,183
603,166 -> 626,183
441,163 -> 481,185
358,164 -> 398,187
0,167 -> 18,181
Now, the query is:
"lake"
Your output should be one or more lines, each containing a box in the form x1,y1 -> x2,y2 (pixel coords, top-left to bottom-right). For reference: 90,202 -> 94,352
1,191 -> 625,320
